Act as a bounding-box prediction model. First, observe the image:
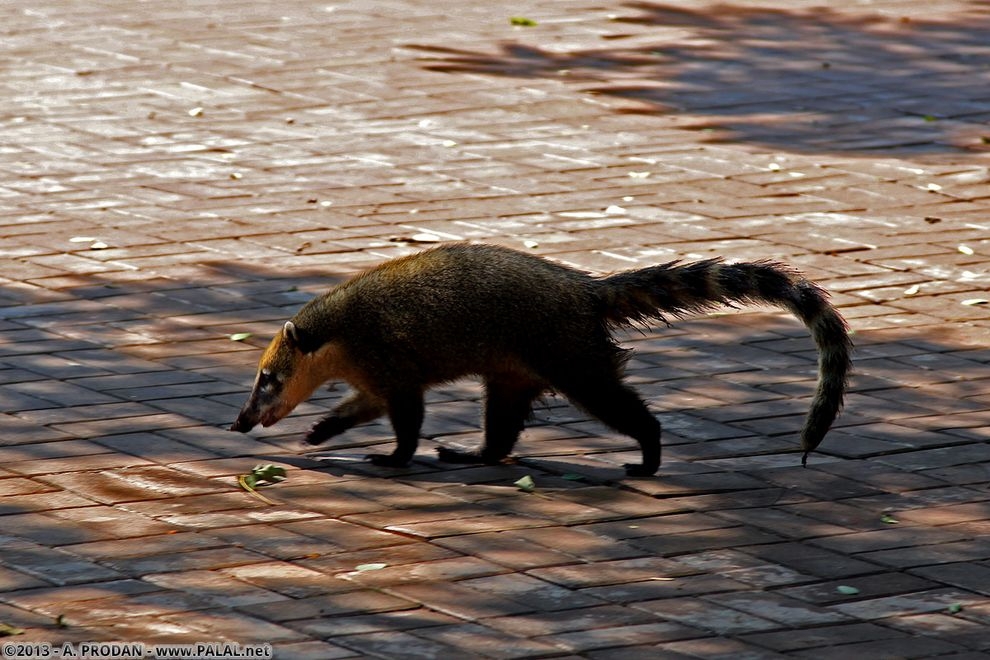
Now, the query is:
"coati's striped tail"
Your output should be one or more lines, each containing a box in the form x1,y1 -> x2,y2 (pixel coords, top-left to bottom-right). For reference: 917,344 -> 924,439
595,259 -> 852,463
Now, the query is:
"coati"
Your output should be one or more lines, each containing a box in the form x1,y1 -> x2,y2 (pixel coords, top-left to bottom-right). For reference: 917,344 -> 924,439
230,242 -> 851,476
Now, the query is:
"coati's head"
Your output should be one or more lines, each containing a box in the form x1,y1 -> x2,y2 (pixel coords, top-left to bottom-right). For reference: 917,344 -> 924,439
229,321 -> 328,433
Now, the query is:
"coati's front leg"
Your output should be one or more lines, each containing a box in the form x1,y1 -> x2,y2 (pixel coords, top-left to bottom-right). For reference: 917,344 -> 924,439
304,389 -> 385,445
437,379 -> 542,465
366,390 -> 425,468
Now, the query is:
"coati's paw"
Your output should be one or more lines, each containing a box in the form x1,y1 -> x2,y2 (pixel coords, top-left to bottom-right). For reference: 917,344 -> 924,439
437,447 -> 508,465
623,462 -> 658,477
365,452 -> 412,468
436,447 -> 483,464
304,416 -> 349,445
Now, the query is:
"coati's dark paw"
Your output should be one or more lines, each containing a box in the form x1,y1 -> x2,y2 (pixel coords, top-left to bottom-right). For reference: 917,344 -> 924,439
365,453 -> 412,468
304,417 -> 348,445
623,462 -> 658,477
436,447 -> 483,464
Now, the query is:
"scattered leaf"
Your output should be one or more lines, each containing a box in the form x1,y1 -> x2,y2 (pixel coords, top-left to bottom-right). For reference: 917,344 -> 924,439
947,603 -> 964,614
836,585 -> 860,595
230,172 -> 243,180
89,241 -> 109,250
628,171 -> 651,179
238,464 -> 287,505
523,239 -> 539,249
880,513 -> 899,524
0,622 -> 25,636
604,205 -> 626,215
903,285 -> 921,296
648,576 -> 676,581
230,332 -> 253,342
923,114 -> 937,122
238,475 -> 273,504
924,183 -> 942,192
961,298 -> 989,306
55,614 -> 68,628
251,464 -> 287,483
924,216 -> 942,224
69,236 -> 97,243
510,16 -> 538,26
188,106 -> 204,117
981,136 -> 990,145
767,162 -> 782,171
958,244 -> 975,255
355,563 -> 387,572
514,475 -> 536,492
561,473 -> 585,481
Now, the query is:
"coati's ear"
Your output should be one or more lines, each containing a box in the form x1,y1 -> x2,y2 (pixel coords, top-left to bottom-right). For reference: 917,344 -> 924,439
282,321 -> 319,354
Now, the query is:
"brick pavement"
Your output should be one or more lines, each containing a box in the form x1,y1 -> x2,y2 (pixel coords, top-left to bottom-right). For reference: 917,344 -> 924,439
1,0 -> 989,657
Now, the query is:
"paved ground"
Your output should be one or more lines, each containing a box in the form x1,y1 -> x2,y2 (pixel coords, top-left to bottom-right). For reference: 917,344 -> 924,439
1,0 -> 989,657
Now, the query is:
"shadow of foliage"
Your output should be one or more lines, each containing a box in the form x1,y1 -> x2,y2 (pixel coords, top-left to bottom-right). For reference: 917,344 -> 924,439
412,2 -> 990,156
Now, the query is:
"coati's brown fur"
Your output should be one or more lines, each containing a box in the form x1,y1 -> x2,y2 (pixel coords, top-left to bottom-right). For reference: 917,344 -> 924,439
230,243 -> 852,476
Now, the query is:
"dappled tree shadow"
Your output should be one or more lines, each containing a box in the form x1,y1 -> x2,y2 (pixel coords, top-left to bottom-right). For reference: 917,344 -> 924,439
1,256 -> 989,646
412,2 -> 990,156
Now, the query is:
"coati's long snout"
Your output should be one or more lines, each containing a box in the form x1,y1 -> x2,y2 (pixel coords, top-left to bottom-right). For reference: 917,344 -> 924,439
229,321 -> 331,435
229,381 -> 290,432
229,410 -> 257,433
228,243 -> 852,477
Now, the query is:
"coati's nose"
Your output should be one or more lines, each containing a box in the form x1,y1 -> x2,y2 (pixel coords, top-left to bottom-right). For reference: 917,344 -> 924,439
229,410 -> 258,433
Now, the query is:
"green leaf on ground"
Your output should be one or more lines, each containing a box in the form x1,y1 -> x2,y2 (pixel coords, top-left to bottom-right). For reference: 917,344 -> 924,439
836,585 -> 860,596
880,513 -> 899,524
947,603 -> 963,614
510,16 -> 537,26
230,332 -> 253,342
238,464 -> 287,505
249,464 -> 287,484
514,475 -> 536,492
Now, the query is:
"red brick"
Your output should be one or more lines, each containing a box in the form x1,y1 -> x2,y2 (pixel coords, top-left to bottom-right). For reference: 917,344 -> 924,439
3,0 -> 990,652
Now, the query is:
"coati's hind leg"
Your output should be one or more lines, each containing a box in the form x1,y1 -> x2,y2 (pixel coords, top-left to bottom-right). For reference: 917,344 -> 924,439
437,378 -> 543,465
304,389 -> 385,445
550,361 -> 662,477
366,390 -> 425,468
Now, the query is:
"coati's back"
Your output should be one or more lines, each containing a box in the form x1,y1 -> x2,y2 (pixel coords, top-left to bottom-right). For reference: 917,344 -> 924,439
292,243 -> 609,384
